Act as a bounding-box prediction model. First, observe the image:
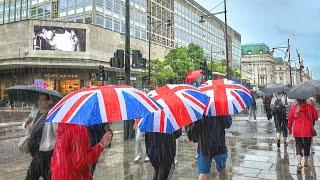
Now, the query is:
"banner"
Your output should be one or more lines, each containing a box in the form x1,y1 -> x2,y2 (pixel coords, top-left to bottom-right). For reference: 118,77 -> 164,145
33,26 -> 86,51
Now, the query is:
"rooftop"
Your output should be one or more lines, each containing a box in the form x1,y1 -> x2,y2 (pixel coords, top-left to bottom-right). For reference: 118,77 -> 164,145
241,43 -> 271,56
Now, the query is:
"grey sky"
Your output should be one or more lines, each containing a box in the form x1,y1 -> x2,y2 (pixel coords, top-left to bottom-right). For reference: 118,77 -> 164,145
195,0 -> 320,78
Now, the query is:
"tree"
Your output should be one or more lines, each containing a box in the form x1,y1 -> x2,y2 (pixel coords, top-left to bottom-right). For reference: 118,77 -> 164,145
151,59 -> 177,86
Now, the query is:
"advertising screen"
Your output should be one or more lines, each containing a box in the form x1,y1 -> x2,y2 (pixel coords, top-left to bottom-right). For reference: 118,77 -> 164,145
33,26 -> 86,52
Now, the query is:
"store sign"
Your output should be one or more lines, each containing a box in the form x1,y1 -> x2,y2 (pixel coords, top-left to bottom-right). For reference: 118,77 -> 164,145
117,77 -> 125,80
33,26 -> 86,52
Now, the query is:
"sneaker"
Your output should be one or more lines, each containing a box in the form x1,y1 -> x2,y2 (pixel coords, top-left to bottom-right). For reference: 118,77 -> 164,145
134,156 -> 142,162
144,156 -> 150,162
174,158 -> 178,164
195,154 -> 198,159
277,140 -> 280,148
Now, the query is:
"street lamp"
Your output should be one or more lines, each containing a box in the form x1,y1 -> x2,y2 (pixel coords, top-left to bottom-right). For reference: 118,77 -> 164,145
148,15 -> 172,86
199,0 -> 230,79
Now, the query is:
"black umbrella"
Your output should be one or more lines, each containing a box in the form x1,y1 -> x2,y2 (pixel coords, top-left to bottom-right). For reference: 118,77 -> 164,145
263,83 -> 289,95
5,85 -> 63,103
288,80 -> 320,99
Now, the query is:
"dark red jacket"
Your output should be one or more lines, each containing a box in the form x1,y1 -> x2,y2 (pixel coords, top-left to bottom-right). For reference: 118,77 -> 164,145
51,124 -> 104,180
288,103 -> 318,137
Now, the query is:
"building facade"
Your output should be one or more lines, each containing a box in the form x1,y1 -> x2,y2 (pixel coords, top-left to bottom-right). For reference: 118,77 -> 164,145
0,0 -> 242,98
241,43 -> 312,90
241,43 -> 275,90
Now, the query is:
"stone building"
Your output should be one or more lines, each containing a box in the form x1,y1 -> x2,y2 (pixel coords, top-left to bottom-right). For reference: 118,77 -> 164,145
241,43 -> 275,90
0,0 -> 242,98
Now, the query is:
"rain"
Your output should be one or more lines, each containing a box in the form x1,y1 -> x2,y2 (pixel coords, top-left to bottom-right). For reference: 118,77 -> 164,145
1,0 -> 320,179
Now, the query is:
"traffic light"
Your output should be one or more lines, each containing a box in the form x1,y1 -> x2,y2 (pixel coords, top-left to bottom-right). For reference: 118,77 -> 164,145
110,57 -> 116,67
114,49 -> 124,68
132,50 -> 141,68
96,65 -> 108,84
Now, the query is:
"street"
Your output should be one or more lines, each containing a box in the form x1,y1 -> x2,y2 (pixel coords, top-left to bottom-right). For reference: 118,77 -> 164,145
1,116 -> 320,180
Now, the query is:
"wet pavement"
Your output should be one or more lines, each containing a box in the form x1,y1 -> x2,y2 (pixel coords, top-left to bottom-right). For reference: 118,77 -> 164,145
1,117 -> 320,179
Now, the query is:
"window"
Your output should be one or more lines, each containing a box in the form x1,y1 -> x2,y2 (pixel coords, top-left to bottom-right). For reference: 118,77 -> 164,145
248,51 -> 252,55
259,50 -> 263,54
96,15 -> 104,26
105,17 -> 112,29
114,20 -> 120,32
84,16 -> 92,23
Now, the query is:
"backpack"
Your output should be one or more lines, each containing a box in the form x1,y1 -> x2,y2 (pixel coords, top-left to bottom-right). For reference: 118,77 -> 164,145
185,121 -> 200,143
274,98 -> 285,114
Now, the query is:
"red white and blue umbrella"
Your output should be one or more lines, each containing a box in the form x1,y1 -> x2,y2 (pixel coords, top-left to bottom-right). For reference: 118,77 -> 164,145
139,84 -> 210,133
199,79 -> 253,116
46,85 -> 160,125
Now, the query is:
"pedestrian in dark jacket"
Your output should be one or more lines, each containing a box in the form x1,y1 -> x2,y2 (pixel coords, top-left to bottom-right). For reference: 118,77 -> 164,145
263,95 -> 273,120
25,93 -> 52,180
197,115 -> 232,180
271,93 -> 288,148
145,129 -> 182,180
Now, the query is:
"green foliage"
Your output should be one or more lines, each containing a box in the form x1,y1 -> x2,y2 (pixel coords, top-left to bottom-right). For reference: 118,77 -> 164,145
150,43 -> 240,87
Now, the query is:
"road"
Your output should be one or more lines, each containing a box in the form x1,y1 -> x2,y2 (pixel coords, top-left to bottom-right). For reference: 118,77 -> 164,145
1,116 -> 320,179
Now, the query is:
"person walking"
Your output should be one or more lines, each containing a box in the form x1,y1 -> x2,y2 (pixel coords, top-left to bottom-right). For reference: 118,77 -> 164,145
145,129 -> 182,180
51,123 -> 113,180
133,118 -> 149,162
288,99 -> 318,173
248,93 -> 257,121
24,93 -> 53,180
271,92 -> 288,148
263,95 -> 273,120
197,115 -> 232,180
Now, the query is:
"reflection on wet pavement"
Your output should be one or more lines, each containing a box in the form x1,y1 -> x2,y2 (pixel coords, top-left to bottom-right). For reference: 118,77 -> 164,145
1,118 -> 320,179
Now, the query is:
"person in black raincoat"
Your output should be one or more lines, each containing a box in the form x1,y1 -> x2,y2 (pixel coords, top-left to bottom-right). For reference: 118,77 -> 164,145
197,115 -> 232,180
145,129 -> 182,180
25,93 -> 52,180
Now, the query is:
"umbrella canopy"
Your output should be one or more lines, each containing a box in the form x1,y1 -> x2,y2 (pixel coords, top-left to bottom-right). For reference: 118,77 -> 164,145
5,85 -> 62,102
199,79 -> 253,116
263,83 -> 289,95
46,85 -> 161,126
139,84 -> 210,133
288,80 -> 320,99
185,70 -> 203,84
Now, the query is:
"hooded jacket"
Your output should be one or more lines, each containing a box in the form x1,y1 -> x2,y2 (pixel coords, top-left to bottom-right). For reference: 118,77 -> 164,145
288,102 -> 318,137
51,124 -> 104,180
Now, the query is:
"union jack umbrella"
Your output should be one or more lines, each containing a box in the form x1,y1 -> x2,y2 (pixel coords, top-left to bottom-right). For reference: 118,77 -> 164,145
199,79 -> 253,116
139,84 -> 210,133
46,85 -> 160,125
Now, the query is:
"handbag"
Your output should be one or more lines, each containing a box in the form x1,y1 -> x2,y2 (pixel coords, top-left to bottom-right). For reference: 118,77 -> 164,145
18,136 -> 31,153
185,121 -> 200,143
18,111 -> 48,153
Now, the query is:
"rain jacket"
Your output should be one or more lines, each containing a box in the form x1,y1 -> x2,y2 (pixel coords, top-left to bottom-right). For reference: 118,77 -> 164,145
288,102 -> 318,137
51,124 -> 104,180
145,129 -> 182,163
197,115 -> 232,156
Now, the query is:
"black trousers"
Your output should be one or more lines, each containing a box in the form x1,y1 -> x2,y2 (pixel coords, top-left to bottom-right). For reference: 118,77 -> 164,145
26,151 -> 52,180
150,159 -> 174,180
295,137 -> 312,157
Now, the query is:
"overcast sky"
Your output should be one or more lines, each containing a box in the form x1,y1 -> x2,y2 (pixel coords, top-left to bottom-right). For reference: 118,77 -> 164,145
195,0 -> 320,79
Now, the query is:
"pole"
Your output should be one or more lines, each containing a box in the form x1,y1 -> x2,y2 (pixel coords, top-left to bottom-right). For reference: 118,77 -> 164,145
224,0 -> 230,79
288,39 -> 292,86
148,14 -> 152,86
296,49 -> 303,83
210,46 -> 213,71
124,0 -> 133,140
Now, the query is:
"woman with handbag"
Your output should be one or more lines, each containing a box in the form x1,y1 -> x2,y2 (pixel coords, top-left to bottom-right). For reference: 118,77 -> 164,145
21,93 -> 53,180
288,99 -> 318,174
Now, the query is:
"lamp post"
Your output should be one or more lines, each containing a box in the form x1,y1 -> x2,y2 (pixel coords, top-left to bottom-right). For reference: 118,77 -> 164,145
199,0 -> 230,78
148,15 -> 172,86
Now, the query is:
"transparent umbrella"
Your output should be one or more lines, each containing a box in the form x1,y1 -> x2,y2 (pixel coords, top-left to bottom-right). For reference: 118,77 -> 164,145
288,80 -> 320,99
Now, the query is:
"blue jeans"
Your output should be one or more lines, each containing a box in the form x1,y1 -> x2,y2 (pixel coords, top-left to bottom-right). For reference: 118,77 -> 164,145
198,153 -> 228,174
